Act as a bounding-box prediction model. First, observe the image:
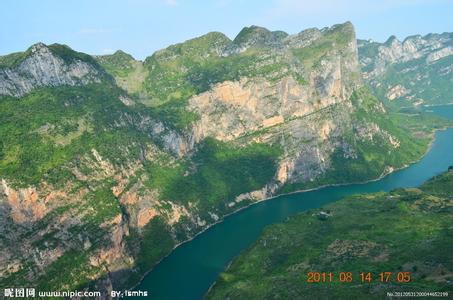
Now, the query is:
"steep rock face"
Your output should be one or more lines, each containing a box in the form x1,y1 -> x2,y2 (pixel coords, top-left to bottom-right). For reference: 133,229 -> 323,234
188,75 -> 350,187
188,76 -> 341,141
0,180 -> 47,223
0,146 -> 180,291
358,33 -> 453,106
0,43 -> 106,97
185,22 -> 362,187
360,34 -> 451,76
292,22 -> 359,96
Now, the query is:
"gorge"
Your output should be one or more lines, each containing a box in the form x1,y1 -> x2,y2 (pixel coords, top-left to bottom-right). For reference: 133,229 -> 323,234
0,21 -> 452,298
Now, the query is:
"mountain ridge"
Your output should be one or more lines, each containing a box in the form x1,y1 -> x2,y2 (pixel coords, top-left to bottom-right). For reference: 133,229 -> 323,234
0,42 -> 111,97
358,32 -> 452,107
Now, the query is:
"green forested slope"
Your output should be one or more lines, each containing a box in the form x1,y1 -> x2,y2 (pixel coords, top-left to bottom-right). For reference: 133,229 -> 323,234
207,171 -> 453,299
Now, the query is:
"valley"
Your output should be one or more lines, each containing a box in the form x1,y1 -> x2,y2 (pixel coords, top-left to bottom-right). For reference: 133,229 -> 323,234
207,167 -> 453,299
136,124 -> 453,299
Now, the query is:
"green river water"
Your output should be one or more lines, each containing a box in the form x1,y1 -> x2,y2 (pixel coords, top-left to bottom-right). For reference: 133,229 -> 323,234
135,105 -> 453,299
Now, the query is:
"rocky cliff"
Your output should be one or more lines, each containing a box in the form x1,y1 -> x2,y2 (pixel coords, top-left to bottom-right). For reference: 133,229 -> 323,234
0,43 -> 109,97
0,22 -> 446,296
358,33 -> 453,106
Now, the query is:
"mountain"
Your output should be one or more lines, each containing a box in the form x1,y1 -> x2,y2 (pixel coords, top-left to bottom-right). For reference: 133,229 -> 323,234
207,169 -> 453,299
0,43 -> 110,97
358,33 -> 453,107
95,50 -> 147,96
0,22 -> 449,293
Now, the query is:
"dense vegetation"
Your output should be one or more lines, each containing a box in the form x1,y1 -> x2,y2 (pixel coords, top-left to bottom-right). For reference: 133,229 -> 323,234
96,50 -> 137,78
95,50 -> 148,96
143,43 -> 293,106
207,171 -> 453,299
139,23 -> 355,107
0,84 -> 148,187
136,217 -> 175,272
144,138 -> 282,210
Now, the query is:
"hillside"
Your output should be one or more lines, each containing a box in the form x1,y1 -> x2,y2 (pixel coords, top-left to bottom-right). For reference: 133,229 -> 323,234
207,170 -> 453,299
358,33 -> 453,108
0,22 -> 449,293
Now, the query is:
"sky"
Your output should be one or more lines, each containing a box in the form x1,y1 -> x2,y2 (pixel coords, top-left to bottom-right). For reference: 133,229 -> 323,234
1,0 -> 452,60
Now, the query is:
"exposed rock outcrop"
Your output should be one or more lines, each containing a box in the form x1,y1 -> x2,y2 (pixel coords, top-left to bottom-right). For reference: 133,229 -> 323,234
0,179 -> 47,223
358,32 -> 453,105
0,43 -> 105,97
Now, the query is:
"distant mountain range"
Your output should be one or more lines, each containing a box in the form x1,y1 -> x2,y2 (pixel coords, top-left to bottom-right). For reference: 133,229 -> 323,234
359,33 -> 452,107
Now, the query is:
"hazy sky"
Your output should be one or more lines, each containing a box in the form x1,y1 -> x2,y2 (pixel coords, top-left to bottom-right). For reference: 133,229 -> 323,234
1,0 -> 452,60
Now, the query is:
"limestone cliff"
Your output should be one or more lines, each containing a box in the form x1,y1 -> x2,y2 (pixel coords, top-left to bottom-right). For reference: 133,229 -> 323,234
0,43 -> 108,97
358,33 -> 453,106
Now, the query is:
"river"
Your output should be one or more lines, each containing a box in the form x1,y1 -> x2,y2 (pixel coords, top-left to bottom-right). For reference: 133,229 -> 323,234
134,105 -> 453,299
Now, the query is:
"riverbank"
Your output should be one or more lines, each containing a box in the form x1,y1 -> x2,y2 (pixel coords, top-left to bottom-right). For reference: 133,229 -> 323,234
206,170 -> 453,299
133,125 -> 453,299
131,123 -> 451,293
204,126 -> 445,295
